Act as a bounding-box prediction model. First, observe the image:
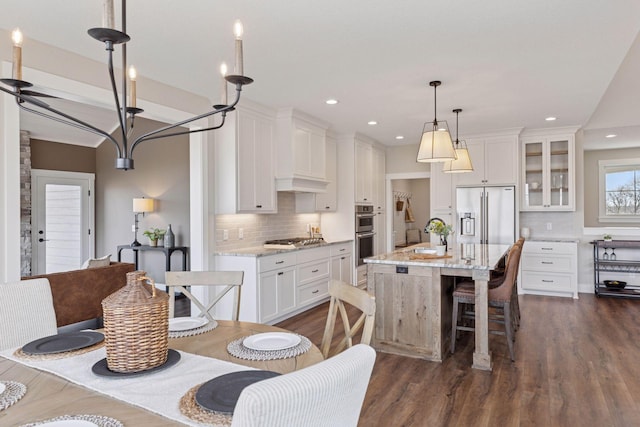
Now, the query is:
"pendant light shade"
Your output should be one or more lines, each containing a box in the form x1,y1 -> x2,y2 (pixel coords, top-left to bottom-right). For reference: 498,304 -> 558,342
417,81 -> 456,163
443,108 -> 474,173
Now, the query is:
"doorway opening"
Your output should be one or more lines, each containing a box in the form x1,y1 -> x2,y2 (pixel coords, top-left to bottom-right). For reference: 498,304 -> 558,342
390,177 -> 430,249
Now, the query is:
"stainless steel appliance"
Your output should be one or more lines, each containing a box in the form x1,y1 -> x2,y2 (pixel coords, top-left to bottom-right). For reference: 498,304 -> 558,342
456,186 -> 515,245
264,237 -> 325,249
356,205 -> 375,265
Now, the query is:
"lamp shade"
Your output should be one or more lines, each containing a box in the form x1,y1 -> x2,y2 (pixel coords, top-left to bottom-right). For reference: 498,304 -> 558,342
416,121 -> 456,163
133,197 -> 154,213
443,142 -> 474,173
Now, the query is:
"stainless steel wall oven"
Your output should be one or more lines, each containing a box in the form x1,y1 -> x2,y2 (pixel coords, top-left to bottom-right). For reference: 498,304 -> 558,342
355,205 -> 375,265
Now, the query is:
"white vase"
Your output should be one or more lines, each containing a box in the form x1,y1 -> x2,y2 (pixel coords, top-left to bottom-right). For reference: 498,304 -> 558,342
435,245 -> 446,256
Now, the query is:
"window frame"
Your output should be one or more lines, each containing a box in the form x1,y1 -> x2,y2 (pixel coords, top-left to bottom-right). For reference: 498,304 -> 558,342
598,158 -> 640,223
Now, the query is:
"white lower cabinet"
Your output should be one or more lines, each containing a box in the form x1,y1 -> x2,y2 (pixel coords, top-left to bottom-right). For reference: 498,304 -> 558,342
216,242 -> 352,324
519,240 -> 578,299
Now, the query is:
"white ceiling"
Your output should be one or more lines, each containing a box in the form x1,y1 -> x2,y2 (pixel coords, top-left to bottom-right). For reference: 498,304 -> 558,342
2,0 -> 640,150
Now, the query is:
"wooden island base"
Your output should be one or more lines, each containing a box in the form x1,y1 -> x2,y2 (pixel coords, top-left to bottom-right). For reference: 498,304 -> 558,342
367,263 -> 454,362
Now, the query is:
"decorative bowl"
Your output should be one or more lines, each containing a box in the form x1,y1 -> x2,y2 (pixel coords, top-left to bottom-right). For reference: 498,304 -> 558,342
604,280 -> 627,289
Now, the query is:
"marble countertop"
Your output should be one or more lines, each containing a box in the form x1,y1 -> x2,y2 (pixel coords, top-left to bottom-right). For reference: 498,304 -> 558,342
364,243 -> 511,270
215,239 -> 353,257
525,237 -> 580,243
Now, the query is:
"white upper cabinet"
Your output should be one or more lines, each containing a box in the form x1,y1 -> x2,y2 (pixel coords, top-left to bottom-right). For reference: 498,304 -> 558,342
275,109 -> 329,192
296,134 -> 338,212
355,139 -> 373,204
521,129 -> 576,211
430,163 -> 453,213
215,101 -> 277,214
454,135 -> 519,186
372,146 -> 386,211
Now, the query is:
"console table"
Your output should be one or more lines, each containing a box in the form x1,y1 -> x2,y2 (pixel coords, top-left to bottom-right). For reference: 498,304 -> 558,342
116,245 -> 189,272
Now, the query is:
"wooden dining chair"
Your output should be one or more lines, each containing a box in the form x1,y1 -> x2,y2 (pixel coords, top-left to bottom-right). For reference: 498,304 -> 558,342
165,271 -> 244,321
230,344 -> 376,427
320,279 -> 376,359
0,278 -> 58,351
451,245 -> 522,361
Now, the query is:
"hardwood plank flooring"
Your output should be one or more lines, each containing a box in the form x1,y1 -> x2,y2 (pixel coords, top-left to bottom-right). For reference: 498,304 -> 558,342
276,294 -> 640,427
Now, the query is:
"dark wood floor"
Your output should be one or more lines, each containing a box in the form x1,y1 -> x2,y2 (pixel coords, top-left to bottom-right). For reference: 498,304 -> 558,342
276,294 -> 640,427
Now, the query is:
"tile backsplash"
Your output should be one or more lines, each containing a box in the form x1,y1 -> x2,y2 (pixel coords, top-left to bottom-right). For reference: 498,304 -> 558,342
519,211 -> 579,239
215,192 -> 321,251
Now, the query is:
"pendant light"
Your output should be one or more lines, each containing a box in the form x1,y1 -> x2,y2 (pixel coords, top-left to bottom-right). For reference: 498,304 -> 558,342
416,80 -> 456,163
443,108 -> 474,173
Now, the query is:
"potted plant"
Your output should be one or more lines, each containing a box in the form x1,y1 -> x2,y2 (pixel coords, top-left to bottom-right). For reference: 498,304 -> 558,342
425,219 -> 454,252
603,234 -> 613,242
143,228 -> 166,247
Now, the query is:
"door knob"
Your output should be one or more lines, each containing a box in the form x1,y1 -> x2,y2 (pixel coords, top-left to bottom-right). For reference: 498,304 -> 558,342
38,238 -> 50,242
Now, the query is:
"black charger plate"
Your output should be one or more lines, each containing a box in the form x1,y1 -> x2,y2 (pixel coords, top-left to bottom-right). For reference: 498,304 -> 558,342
22,331 -> 104,355
92,349 -> 181,378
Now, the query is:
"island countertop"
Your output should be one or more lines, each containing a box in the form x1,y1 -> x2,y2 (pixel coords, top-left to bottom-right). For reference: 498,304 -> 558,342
364,243 -> 511,271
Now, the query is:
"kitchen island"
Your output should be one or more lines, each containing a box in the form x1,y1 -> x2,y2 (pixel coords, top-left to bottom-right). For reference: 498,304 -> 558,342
364,243 -> 510,371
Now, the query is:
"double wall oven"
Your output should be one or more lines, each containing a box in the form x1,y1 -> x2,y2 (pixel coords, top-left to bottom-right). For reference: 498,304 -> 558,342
355,205 -> 375,266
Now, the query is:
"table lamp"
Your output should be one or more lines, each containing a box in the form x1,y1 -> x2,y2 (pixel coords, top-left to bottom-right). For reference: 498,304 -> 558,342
132,197 -> 154,246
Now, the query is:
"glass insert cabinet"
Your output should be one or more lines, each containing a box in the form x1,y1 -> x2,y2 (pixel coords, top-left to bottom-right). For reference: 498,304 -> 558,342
521,133 -> 575,211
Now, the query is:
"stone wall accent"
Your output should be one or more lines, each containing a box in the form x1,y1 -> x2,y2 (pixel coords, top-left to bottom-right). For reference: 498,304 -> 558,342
20,130 -> 32,276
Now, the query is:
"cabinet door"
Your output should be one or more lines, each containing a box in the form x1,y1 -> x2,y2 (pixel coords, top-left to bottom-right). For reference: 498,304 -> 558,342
373,147 -> 386,210
484,137 -> 517,185
522,140 -> 545,209
355,141 -> 373,203
430,164 -> 453,212
374,211 -> 386,255
315,137 -> 337,211
339,253 -> 353,283
547,137 -> 572,210
237,111 -> 276,213
259,267 -> 295,322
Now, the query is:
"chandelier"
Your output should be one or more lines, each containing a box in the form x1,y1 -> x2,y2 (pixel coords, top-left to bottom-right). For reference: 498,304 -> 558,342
416,80 -> 456,163
0,0 -> 253,170
442,108 -> 473,173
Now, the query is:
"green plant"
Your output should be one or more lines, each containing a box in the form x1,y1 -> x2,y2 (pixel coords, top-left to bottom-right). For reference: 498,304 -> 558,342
143,228 -> 166,241
603,234 -> 612,241
426,220 -> 453,238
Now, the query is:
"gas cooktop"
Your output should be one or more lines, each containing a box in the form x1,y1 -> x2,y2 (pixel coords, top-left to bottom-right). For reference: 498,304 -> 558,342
264,237 -> 326,249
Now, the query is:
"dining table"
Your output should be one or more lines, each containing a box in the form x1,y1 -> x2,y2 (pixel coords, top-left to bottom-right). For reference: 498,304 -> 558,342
0,320 -> 323,426
364,242 -> 510,371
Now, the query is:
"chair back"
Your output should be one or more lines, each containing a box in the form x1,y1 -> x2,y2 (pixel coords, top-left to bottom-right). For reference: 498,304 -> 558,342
489,245 -> 522,303
0,278 -> 58,351
230,344 -> 376,427
320,280 -> 376,358
406,229 -> 421,245
165,271 -> 244,320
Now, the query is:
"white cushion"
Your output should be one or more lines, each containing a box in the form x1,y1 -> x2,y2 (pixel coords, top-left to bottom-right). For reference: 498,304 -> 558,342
81,254 -> 111,269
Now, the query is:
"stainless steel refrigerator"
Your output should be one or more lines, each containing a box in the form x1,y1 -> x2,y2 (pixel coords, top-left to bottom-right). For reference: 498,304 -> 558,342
456,186 -> 516,244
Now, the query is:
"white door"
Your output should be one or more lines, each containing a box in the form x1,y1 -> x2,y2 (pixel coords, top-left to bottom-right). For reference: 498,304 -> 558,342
32,169 -> 95,274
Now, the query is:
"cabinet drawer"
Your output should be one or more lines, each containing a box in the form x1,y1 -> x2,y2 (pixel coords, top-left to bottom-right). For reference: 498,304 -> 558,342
330,242 -> 352,257
297,280 -> 329,306
521,254 -> 573,273
259,253 -> 296,272
298,260 -> 330,284
297,246 -> 330,264
521,271 -> 573,291
523,241 -> 575,255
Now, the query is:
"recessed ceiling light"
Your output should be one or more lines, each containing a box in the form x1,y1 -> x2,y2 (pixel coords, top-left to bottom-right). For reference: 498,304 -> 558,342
395,135 -> 404,140
545,116 -> 557,121
368,121 -> 378,125
606,134 -> 617,138
325,99 -> 339,105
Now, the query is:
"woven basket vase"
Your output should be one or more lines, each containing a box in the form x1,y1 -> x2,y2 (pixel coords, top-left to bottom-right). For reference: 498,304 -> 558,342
102,270 -> 169,373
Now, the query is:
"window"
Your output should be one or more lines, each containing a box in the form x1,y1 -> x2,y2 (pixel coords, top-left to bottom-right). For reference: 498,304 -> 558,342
599,158 -> 640,222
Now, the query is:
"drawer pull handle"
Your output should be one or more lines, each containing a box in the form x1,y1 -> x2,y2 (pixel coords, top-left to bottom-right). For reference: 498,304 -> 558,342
312,290 -> 319,294
278,272 -> 284,276
541,248 -> 553,251
256,205 -> 263,208
312,269 -> 319,273
340,248 -> 346,252
542,279 -> 554,283
275,261 -> 284,264
541,261 -> 553,264
341,256 -> 346,260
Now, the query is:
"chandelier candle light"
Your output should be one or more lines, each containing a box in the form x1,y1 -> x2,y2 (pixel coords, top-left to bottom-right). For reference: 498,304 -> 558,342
416,80 -> 456,163
0,0 -> 253,171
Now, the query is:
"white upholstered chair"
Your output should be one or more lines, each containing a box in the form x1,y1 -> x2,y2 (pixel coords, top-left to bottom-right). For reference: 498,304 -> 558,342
165,271 -> 244,320
230,344 -> 376,427
0,278 -> 58,351
321,279 -> 376,358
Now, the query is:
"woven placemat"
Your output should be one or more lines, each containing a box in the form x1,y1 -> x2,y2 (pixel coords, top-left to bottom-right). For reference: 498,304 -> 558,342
0,381 -> 27,411
179,383 -> 232,427
409,253 -> 452,260
169,319 -> 218,339
19,414 -> 123,427
227,335 -> 312,361
13,341 -> 104,361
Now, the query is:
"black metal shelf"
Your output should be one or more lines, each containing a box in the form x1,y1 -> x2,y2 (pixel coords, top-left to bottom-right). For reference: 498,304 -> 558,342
592,240 -> 640,299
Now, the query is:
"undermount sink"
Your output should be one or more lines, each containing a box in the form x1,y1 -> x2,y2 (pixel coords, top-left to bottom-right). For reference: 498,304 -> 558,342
413,247 -> 437,254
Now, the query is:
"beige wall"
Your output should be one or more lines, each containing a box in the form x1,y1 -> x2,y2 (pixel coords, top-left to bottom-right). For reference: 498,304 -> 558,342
31,139 -> 96,173
96,117 -> 190,283
386,144 -> 430,175
583,146 -> 640,227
